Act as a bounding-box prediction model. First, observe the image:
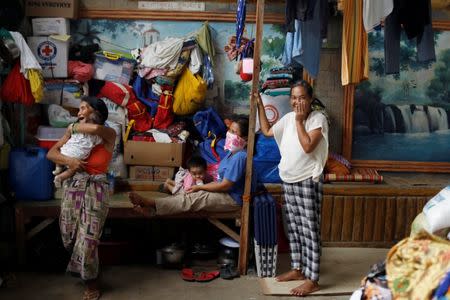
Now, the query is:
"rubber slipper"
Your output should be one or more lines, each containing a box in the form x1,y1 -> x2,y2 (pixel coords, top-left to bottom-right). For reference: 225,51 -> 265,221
195,270 -> 220,282
181,268 -> 196,282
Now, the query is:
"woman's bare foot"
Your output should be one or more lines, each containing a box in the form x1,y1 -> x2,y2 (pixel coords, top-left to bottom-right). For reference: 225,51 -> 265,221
84,279 -> 101,300
291,280 -> 320,296
128,192 -> 152,207
275,269 -> 306,282
83,288 -> 101,300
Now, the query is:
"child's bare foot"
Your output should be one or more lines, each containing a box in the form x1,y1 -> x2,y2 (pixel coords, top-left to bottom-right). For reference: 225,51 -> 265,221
291,279 -> 320,296
276,269 -> 306,282
128,192 -> 150,207
54,176 -> 62,188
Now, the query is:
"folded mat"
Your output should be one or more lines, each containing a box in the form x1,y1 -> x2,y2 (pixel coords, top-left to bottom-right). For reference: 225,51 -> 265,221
325,168 -> 383,183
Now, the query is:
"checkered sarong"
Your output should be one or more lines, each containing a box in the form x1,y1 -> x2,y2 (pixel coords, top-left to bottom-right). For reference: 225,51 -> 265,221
282,177 -> 322,281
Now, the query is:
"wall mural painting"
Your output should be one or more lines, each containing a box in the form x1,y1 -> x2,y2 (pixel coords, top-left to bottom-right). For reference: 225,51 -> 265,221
70,19 -> 285,115
352,29 -> 450,163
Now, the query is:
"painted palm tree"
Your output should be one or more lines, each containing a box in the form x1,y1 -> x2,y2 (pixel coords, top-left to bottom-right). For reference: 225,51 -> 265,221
73,21 -> 101,45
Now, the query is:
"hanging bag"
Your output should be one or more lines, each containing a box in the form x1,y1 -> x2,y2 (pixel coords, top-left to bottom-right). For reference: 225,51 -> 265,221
193,107 -> 227,140
173,68 -> 207,116
240,40 -> 254,82
153,89 -> 174,129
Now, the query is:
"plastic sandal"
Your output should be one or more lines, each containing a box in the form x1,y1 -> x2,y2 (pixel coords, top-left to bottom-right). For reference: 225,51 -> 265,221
181,268 -> 196,282
195,270 -> 220,282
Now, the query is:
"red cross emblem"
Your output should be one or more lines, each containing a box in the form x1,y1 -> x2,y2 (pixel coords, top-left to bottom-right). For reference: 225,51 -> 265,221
41,44 -> 53,56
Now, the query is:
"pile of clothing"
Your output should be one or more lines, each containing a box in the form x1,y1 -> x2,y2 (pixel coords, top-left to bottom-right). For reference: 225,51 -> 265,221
261,66 -> 294,92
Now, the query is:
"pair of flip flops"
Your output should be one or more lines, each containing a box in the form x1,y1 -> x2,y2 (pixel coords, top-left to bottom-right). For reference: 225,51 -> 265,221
181,268 -> 220,282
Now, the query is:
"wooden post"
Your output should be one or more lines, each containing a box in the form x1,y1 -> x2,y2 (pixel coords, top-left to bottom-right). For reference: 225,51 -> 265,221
15,206 -> 26,265
238,0 -> 265,275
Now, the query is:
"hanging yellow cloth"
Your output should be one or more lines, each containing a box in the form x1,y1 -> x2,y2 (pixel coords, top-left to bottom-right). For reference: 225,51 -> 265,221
27,69 -> 44,103
341,0 -> 369,85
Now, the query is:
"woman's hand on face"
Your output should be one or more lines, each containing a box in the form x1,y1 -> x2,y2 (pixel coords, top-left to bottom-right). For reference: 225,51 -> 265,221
67,157 -> 86,172
295,101 -> 309,122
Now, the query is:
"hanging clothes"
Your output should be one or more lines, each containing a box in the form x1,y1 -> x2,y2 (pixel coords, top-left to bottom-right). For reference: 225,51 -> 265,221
202,54 -> 214,89
27,69 -> 44,103
188,45 -> 203,74
139,37 -> 184,71
9,31 -> 42,75
153,89 -> 174,130
390,0 -> 430,40
0,62 -> 35,106
285,0 -> 316,32
235,0 -> 246,50
282,19 -> 302,66
363,0 -> 393,32
341,0 -> 369,85
384,0 -> 435,75
295,0 -> 327,79
196,21 -> 215,66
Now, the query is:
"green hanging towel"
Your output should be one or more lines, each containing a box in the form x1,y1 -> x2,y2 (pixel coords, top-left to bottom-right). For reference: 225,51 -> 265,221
196,21 -> 215,66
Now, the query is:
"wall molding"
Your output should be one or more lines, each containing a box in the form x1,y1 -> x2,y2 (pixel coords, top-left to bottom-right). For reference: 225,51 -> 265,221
79,9 -> 285,24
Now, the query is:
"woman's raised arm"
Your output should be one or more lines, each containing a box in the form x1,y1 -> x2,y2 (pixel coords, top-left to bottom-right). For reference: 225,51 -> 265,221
255,93 -> 274,137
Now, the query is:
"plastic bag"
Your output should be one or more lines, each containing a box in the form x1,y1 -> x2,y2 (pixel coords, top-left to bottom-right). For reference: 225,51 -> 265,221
48,104 -> 78,128
173,68 -> 207,116
423,186 -> 450,233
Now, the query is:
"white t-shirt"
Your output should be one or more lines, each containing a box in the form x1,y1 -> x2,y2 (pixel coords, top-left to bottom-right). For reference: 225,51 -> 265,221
272,110 -> 329,183
60,133 -> 102,160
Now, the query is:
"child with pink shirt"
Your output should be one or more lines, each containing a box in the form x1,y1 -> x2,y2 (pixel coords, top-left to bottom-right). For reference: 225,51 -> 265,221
163,156 -> 213,194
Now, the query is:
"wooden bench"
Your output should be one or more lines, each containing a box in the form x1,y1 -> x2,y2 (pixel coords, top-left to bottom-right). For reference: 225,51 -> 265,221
265,172 -> 448,248
15,190 -> 241,265
15,173 -> 449,265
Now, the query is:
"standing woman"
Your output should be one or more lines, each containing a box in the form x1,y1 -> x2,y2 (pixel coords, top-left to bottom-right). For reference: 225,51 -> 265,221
256,81 -> 328,296
47,96 -> 116,300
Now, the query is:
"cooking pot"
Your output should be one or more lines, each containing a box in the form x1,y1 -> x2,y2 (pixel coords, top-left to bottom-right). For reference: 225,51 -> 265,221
217,237 -> 239,266
161,243 -> 185,264
217,245 -> 238,267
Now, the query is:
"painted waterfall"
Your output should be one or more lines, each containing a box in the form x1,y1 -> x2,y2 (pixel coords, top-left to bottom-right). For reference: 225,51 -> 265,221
352,30 -> 450,162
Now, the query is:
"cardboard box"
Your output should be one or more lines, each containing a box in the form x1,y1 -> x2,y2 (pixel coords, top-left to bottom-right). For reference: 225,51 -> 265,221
129,166 -> 176,181
25,0 -> 79,19
153,166 -> 175,182
129,166 -> 154,180
27,36 -> 69,78
32,18 -> 70,36
124,141 -> 185,167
